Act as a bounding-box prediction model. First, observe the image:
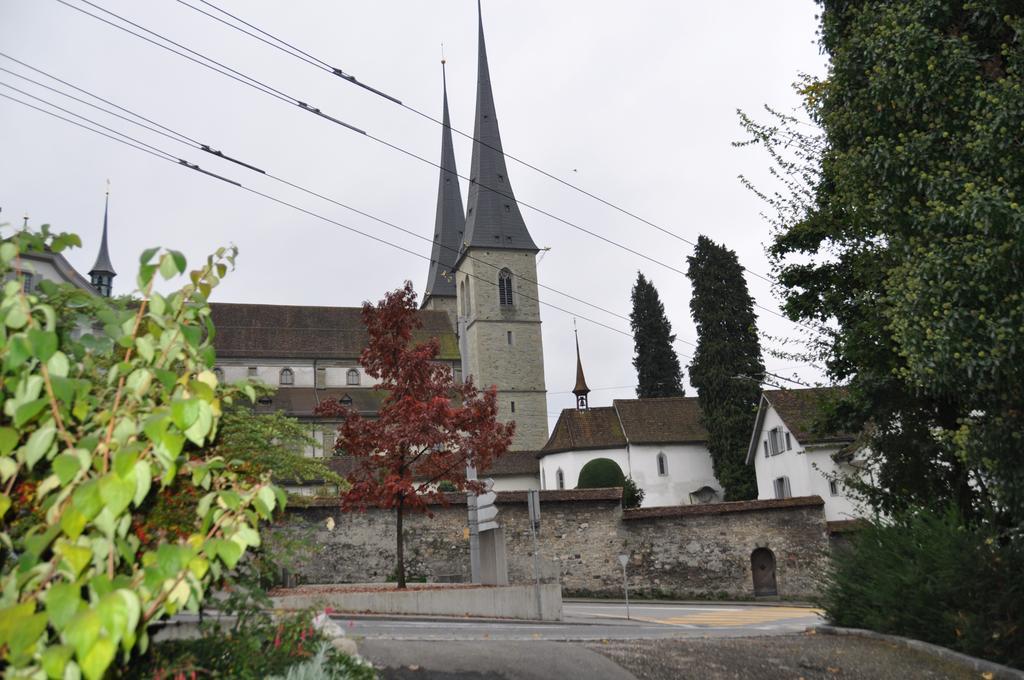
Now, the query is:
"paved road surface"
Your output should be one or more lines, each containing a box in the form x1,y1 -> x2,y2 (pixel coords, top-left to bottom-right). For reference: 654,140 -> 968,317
339,601 -> 824,642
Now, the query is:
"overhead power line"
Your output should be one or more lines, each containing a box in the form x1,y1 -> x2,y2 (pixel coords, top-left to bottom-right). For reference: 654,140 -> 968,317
52,0 -> 802,329
0,89 -> 692,368
174,0 -> 778,288
0,54 -> 671,344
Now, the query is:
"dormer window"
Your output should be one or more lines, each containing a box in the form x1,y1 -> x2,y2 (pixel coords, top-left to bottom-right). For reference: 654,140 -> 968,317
339,394 -> 354,407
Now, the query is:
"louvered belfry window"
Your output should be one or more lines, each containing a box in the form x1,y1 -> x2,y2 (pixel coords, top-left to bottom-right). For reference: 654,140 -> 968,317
498,268 -> 514,306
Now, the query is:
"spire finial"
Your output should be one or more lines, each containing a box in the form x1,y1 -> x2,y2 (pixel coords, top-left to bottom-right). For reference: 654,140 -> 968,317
89,185 -> 117,297
573,326 -> 591,410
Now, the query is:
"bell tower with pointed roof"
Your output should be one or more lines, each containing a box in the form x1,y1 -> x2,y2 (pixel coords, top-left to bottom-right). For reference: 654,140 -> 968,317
455,1 -> 549,451
422,60 -> 465,322
89,185 -> 116,297
573,330 -> 591,410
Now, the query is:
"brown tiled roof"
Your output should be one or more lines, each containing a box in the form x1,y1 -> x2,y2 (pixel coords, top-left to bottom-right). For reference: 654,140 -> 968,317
764,387 -> 852,444
480,450 -> 540,477
623,495 -> 824,520
320,450 -> 538,482
254,387 -> 387,418
210,303 -> 460,361
538,407 -> 625,456
612,396 -> 708,444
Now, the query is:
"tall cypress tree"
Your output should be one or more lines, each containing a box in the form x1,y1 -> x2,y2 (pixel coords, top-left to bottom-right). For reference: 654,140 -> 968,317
686,236 -> 763,500
630,272 -> 684,398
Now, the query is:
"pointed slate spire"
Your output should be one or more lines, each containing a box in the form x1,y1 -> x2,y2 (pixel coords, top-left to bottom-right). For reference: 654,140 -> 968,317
424,61 -> 465,304
573,328 -> 591,410
89,184 -> 116,297
460,0 -> 537,259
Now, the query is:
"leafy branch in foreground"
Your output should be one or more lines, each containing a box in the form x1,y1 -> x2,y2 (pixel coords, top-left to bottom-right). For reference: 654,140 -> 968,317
0,227 -> 284,679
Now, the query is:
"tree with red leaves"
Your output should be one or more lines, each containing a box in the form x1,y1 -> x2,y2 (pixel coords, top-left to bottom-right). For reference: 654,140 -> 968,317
315,282 -> 514,588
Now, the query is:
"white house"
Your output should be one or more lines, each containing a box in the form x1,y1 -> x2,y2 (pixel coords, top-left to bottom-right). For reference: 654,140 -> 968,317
746,387 -> 867,521
537,396 -> 722,508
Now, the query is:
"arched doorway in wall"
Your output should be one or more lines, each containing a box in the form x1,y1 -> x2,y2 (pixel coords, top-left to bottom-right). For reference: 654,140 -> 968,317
751,548 -> 778,596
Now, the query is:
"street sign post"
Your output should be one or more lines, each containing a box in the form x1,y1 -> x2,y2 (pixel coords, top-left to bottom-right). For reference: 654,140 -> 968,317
618,553 -> 630,620
527,490 -> 542,619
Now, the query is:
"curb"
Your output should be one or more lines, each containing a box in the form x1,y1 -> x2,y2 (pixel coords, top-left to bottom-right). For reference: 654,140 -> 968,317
810,625 -> 1024,679
325,612 -> 570,625
564,598 -> 818,609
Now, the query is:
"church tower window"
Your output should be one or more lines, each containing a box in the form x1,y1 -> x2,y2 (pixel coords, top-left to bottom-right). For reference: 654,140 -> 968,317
346,369 -> 360,386
556,468 -> 565,490
657,452 -> 668,476
460,280 -> 467,316
498,268 -> 514,306
279,368 -> 294,386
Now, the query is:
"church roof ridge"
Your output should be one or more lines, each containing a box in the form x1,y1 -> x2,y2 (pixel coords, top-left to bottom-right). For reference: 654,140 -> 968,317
459,0 -> 538,260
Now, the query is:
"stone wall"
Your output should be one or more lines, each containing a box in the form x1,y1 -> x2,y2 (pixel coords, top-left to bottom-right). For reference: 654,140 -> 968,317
276,491 -> 830,599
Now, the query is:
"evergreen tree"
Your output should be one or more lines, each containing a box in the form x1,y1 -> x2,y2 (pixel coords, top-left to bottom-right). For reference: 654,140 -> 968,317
629,272 -> 684,398
686,235 -> 764,500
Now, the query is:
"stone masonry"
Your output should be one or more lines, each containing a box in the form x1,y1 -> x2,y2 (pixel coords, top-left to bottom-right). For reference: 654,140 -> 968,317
276,491 -> 830,599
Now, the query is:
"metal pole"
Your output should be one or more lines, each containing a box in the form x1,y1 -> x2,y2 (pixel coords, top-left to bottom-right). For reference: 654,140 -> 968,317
467,465 -> 481,584
530,520 -> 543,620
622,563 -> 630,620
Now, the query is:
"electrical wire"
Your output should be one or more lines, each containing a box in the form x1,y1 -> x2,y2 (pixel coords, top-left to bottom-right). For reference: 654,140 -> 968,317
175,0 -> 779,287
52,0 -> 801,327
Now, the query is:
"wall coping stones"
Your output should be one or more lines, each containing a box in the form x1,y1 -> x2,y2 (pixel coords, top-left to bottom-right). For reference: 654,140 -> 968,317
826,519 -> 868,534
622,495 -> 825,520
284,487 -> 623,509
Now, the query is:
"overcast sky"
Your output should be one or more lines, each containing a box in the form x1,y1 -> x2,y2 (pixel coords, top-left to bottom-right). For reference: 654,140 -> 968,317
0,0 -> 827,429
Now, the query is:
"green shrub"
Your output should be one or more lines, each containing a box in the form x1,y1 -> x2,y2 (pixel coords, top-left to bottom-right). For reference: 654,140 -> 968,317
576,458 -> 625,489
622,477 -> 644,509
821,510 -> 1023,669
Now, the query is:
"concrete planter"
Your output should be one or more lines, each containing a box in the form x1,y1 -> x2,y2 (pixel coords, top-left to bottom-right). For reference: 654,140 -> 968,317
271,583 -> 563,621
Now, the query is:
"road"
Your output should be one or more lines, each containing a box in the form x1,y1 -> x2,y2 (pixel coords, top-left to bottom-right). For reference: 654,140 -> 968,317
338,601 -> 824,642
344,603 -> 982,680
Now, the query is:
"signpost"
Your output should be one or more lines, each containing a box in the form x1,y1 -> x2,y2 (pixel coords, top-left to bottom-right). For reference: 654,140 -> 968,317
477,479 -> 498,532
527,490 -> 542,619
618,554 -> 630,620
466,463 -> 481,583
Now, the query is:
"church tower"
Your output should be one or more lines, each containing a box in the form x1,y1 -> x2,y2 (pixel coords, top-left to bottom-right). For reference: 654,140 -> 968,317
421,61 -> 464,326
454,2 -> 549,451
89,186 -> 116,297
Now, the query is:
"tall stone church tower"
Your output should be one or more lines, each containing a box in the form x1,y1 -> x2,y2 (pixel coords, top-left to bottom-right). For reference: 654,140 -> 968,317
453,4 -> 549,451
423,3 -> 549,452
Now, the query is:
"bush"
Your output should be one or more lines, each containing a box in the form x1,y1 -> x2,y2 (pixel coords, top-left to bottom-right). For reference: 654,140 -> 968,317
820,510 -> 1024,669
576,458 -> 625,489
622,477 -> 644,509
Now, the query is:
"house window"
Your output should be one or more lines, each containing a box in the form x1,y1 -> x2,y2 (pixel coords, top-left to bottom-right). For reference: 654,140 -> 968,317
315,367 -> 326,388
556,468 -> 565,490
247,366 -> 258,378
773,476 -> 791,499
829,479 -> 840,497
768,427 -> 787,455
498,268 -> 514,306
657,452 -> 668,476
279,368 -> 294,385
322,430 -> 335,456
346,368 -> 360,386
213,367 -> 224,382
506,330 -> 513,345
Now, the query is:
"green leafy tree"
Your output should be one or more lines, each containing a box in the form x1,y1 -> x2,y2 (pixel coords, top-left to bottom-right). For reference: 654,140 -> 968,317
686,235 -> 763,500
740,2 -> 1024,524
0,227 -> 283,678
629,273 -> 684,398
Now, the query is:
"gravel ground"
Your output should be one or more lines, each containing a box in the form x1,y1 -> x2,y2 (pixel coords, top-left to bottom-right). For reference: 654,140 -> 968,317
587,632 -> 985,680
